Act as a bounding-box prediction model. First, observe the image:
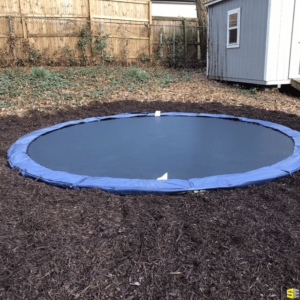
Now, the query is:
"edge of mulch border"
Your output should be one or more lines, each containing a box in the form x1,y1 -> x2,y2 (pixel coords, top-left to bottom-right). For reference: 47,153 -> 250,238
7,112 -> 300,195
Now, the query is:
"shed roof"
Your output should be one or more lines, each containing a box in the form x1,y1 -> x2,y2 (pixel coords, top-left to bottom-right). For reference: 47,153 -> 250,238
204,0 -> 224,7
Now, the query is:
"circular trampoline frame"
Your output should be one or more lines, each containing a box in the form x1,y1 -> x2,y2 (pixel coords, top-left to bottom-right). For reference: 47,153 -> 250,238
7,112 -> 300,195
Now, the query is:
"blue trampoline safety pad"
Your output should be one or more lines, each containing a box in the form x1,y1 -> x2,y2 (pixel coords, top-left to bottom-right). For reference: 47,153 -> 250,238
7,112 -> 300,195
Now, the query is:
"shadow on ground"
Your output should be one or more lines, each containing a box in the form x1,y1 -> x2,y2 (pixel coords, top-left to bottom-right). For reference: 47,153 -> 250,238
279,84 -> 300,98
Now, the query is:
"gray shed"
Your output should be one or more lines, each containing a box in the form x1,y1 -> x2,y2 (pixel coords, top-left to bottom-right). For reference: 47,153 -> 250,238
204,0 -> 300,89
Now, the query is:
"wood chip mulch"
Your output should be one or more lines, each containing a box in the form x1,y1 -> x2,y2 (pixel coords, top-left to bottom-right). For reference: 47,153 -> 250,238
0,100 -> 300,300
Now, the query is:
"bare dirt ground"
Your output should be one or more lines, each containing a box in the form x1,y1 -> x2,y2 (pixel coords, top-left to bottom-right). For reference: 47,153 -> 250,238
0,67 -> 300,300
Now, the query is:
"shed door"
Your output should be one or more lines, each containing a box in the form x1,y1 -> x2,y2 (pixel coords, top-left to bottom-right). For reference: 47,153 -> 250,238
290,0 -> 300,78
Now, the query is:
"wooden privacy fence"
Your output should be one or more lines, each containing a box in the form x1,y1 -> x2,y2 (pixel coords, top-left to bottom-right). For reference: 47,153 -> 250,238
0,0 -> 151,65
0,16 -> 205,67
0,0 -> 151,22
152,17 -> 202,67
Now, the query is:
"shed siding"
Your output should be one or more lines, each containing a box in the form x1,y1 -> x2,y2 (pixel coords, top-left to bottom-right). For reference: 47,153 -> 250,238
208,0 -> 269,83
289,0 -> 300,78
265,0 -> 295,82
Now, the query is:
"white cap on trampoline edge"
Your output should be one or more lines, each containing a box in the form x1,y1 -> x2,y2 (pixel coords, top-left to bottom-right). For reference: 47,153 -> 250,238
157,172 -> 168,180
155,111 -> 161,117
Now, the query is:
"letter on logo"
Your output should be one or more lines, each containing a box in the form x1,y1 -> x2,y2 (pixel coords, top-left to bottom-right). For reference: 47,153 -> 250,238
287,289 -> 300,299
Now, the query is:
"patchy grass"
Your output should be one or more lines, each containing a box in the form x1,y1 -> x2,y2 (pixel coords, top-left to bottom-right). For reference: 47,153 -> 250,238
0,65 -> 300,117
0,66 -> 188,113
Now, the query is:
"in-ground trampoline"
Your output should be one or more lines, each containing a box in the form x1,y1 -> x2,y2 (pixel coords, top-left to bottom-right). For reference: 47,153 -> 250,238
7,112 -> 300,194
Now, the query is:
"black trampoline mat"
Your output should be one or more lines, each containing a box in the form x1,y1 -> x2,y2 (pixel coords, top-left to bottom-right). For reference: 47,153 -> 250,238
27,116 -> 294,180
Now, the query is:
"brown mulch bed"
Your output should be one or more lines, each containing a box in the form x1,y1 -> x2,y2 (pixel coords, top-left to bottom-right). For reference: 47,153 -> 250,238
0,100 -> 300,300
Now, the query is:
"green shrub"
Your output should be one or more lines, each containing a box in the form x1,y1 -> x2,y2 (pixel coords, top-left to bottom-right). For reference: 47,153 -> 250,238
31,67 -> 50,79
127,68 -> 148,82
137,70 -> 148,81
127,67 -> 139,78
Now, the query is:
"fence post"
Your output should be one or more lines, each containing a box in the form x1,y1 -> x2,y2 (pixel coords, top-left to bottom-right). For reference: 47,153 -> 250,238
159,30 -> 163,59
100,21 -> 104,63
173,25 -> 175,64
148,0 -> 153,61
183,19 -> 187,65
18,0 -> 27,40
21,17 -> 27,39
88,0 -> 93,31
197,27 -> 200,60
8,17 -> 17,64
